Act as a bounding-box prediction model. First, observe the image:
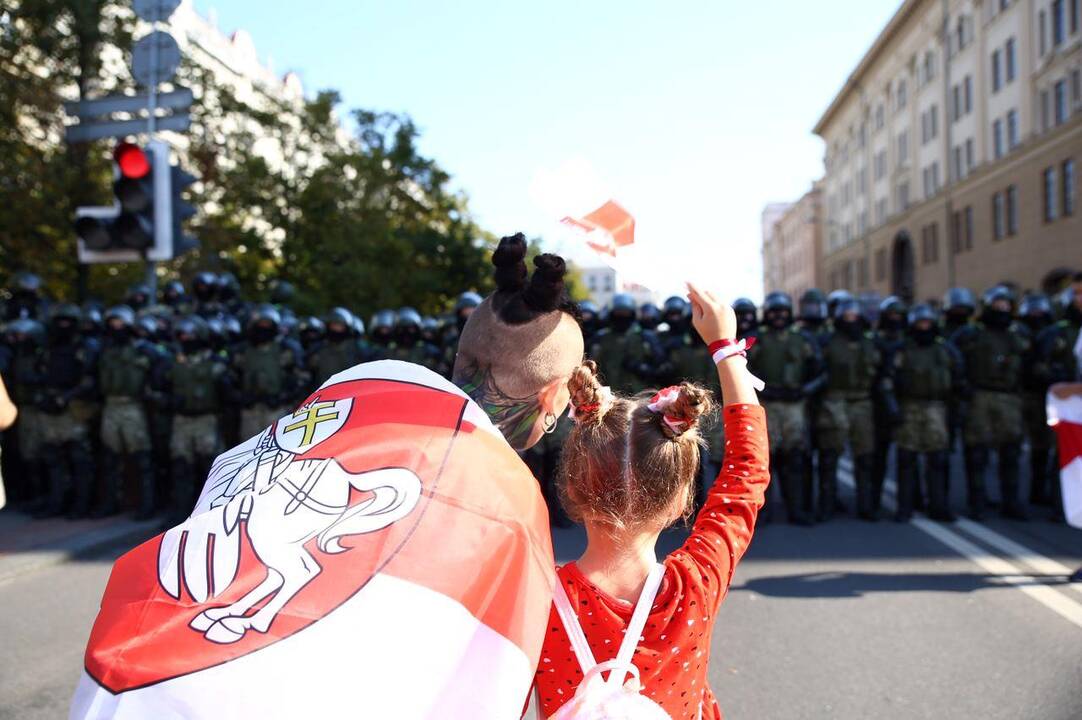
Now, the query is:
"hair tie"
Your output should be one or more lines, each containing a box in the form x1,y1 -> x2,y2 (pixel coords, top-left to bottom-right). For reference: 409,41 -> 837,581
570,385 -> 613,422
647,386 -> 691,435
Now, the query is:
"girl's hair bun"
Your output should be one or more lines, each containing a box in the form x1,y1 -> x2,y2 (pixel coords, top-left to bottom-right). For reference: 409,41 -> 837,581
567,360 -> 606,425
659,383 -> 715,440
492,233 -> 528,293
523,254 -> 567,313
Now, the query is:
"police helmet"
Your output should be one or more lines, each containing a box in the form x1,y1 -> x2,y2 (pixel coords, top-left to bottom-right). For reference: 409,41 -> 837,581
299,315 -> 326,337
396,307 -> 423,330
174,315 -> 208,342
9,318 -> 44,344
324,307 -> 354,330
269,279 -> 295,305
732,298 -> 757,316
1019,293 -> 1053,318
834,298 -> 864,321
907,303 -> 938,326
11,271 -> 42,294
193,271 -> 219,297
609,293 -> 637,315
47,302 -> 81,325
763,292 -> 793,313
943,287 -> 977,314
578,300 -> 600,319
982,285 -> 1015,309
351,314 -> 366,337
455,292 -> 483,313
639,303 -> 661,327
879,295 -> 908,316
248,303 -> 282,329
218,272 -> 240,300
799,289 -> 828,322
371,310 -> 396,332
827,289 -> 855,318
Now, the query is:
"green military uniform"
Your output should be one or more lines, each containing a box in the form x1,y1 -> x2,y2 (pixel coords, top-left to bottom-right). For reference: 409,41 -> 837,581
893,327 -> 958,521
169,346 -> 229,524
236,340 -> 300,440
590,327 -> 653,395
309,338 -> 366,388
747,317 -> 822,525
8,335 -> 47,506
815,328 -> 880,520
953,314 -> 1030,520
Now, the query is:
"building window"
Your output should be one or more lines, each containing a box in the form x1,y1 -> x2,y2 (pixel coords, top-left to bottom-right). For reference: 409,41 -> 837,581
1007,110 -> 1019,148
897,79 -> 908,110
1044,167 -> 1058,221
1074,69 -> 1082,106
1055,79 -> 1068,124
965,205 -> 975,249
965,138 -> 975,172
952,210 -> 963,254
876,197 -> 888,225
1064,159 -> 1076,216
953,146 -> 964,181
1072,0 -> 1080,33
875,104 -> 885,130
898,181 -> 910,211
952,84 -> 962,120
897,131 -> 909,164
874,150 -> 887,181
1053,0 -> 1066,46
992,49 -> 1002,91
1040,10 -> 1048,55
923,51 -> 936,85
993,192 -> 1005,239
857,167 -> 867,194
1042,90 -> 1052,131
921,224 -> 940,265
1006,185 -> 1019,235
993,119 -> 1005,158
1006,38 -> 1016,81
964,75 -> 973,114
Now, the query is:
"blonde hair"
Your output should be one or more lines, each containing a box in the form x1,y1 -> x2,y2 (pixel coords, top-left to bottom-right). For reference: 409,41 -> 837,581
558,361 -> 715,531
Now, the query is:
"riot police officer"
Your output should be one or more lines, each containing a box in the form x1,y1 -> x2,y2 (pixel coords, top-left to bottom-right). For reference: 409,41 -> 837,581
166,316 -> 233,526
298,316 -> 326,354
4,271 -> 47,321
161,280 -> 187,315
218,272 -> 246,318
733,298 -> 758,340
368,310 -> 396,360
125,283 -> 152,313
591,294 -> 659,395
36,304 -> 96,518
438,292 -> 482,377
747,292 -> 825,525
1019,294 -> 1057,506
390,307 -> 441,370
639,303 -> 661,333
309,307 -> 368,387
798,289 -> 830,338
815,299 -> 885,521
6,319 -> 47,508
826,289 -> 855,323
578,300 -> 603,350
893,304 -> 963,521
234,304 -> 304,440
952,286 -> 1030,520
269,279 -> 296,312
192,272 -> 222,320
96,306 -> 163,518
943,287 -> 977,337
873,296 -> 909,512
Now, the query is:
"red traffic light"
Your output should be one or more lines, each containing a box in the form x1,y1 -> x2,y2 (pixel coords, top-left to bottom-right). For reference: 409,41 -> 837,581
114,142 -> 150,179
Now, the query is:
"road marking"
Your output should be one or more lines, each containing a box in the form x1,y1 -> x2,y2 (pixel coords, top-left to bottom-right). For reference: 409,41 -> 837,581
913,518 -> 1082,629
836,468 -> 1082,628
952,519 -> 1082,597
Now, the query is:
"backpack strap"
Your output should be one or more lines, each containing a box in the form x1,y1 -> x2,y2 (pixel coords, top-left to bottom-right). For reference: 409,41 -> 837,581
553,572 -> 598,676
609,562 -> 666,685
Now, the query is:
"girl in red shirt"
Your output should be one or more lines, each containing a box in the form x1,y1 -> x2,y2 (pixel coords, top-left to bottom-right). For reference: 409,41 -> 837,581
533,284 -> 769,720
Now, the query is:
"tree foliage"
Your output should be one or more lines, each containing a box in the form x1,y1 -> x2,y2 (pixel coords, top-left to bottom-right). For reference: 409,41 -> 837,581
1,0 -> 497,317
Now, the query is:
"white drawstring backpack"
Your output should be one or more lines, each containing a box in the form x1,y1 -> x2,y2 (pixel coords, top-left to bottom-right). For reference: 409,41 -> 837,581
548,563 -> 672,720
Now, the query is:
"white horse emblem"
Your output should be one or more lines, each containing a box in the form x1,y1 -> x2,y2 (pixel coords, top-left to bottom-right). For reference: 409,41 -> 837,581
158,396 -> 422,644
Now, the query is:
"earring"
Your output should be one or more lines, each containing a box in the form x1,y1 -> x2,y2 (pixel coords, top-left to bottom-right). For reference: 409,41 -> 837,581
543,412 -> 558,434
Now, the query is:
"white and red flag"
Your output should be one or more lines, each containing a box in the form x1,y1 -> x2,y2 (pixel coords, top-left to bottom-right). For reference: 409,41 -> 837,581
71,361 -> 554,719
1047,383 -> 1082,529
560,199 -> 636,260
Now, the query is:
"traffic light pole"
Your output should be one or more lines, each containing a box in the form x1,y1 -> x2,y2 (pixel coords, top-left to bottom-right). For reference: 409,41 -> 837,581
143,23 -> 161,297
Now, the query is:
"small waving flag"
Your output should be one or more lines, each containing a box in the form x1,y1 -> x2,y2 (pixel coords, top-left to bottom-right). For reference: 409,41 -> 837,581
1047,383 -> 1082,529
561,200 -> 635,259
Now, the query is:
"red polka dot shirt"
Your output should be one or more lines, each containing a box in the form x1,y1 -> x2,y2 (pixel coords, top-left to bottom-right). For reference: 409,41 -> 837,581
532,404 -> 769,720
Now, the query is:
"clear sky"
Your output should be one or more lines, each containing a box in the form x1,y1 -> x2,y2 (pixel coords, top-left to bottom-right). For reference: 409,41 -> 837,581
198,0 -> 903,302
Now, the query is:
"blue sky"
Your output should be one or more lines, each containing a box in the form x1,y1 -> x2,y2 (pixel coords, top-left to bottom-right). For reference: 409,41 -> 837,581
200,0 -> 902,302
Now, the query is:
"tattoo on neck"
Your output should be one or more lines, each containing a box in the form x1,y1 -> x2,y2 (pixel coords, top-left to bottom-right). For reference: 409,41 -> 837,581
456,365 -> 540,450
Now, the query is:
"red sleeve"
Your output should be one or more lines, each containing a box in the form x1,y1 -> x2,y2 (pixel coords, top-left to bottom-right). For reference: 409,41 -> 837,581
676,404 -> 769,612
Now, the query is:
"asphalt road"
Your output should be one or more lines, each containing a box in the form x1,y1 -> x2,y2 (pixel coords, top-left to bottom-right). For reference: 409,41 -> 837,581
2,463 -> 1080,720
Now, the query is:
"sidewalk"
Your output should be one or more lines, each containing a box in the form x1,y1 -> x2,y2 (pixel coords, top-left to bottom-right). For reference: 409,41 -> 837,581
0,509 -> 159,585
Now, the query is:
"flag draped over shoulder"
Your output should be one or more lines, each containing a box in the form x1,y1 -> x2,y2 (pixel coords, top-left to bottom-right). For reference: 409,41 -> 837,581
1047,384 -> 1082,529
70,361 -> 555,720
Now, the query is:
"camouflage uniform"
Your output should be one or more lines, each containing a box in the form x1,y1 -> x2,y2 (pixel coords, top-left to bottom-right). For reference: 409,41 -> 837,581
815,315 -> 881,521
590,327 -> 656,395
169,334 -> 231,524
97,308 -> 161,518
952,295 -> 1031,520
6,322 -> 48,506
747,293 -> 824,525
892,308 -> 962,521
236,341 -> 302,440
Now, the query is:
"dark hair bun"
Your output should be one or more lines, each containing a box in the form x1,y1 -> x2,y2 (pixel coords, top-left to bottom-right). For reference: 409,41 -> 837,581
523,254 -> 567,313
492,233 -> 528,293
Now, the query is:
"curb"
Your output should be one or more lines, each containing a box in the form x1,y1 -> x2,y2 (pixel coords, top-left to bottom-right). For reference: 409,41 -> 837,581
0,518 -> 160,586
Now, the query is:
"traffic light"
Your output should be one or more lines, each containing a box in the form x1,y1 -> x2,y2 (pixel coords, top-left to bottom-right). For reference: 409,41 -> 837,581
75,139 -> 199,264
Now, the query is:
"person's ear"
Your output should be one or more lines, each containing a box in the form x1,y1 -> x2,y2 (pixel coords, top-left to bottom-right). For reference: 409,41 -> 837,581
538,376 -> 572,417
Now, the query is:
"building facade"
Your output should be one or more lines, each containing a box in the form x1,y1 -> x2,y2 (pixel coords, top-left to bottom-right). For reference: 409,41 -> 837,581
580,265 -> 658,308
815,0 -> 1081,305
760,202 -> 793,296
763,183 -> 824,299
